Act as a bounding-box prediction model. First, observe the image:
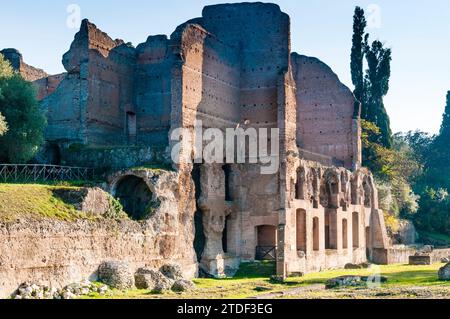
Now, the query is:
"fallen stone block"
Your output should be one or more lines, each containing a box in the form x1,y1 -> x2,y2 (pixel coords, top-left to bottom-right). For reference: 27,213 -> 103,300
160,263 -> 184,281
135,268 -> 172,290
409,255 -> 432,265
171,279 -> 196,292
98,261 -> 135,290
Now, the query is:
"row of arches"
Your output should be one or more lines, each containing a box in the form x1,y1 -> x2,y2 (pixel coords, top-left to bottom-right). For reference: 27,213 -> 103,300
295,209 -> 362,253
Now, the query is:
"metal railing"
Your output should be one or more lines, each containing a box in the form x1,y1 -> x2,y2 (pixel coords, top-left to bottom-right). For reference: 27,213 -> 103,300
256,246 -> 277,261
0,164 -> 95,183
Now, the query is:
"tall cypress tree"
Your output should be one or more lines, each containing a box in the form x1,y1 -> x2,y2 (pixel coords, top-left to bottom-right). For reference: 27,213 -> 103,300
432,91 -> 450,177
424,91 -> 450,194
364,40 -> 393,148
439,91 -> 450,138
351,7 -> 367,118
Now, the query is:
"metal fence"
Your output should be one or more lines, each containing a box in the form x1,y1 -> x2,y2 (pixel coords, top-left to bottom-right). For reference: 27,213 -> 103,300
256,246 -> 277,261
0,164 -> 95,183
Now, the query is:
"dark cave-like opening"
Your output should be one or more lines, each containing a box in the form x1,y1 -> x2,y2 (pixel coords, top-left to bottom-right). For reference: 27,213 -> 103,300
115,175 -> 153,221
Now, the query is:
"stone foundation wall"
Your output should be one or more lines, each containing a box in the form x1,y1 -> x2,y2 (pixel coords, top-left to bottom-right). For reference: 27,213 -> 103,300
372,246 -> 417,265
431,248 -> 450,263
0,219 -> 197,298
372,246 -> 450,265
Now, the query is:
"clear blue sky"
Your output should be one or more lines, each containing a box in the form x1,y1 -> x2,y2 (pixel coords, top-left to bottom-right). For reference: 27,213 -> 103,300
1,0 -> 449,134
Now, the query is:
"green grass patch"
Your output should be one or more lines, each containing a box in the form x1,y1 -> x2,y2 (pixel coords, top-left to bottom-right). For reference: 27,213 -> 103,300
1,180 -> 102,188
89,263 -> 449,299
295,263 -> 447,287
234,261 -> 276,279
0,184 -> 98,222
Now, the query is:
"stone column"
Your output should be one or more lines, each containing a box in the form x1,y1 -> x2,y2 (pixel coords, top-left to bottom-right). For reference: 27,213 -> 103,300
276,223 -> 287,278
197,164 -> 239,277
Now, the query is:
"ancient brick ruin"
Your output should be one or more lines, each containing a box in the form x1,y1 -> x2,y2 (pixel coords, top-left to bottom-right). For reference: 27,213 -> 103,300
1,3 -> 390,280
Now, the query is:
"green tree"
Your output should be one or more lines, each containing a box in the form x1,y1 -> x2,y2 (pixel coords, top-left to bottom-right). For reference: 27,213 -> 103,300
397,105 -> 450,235
0,54 -> 14,79
0,53 -> 47,163
364,40 -> 393,148
439,91 -> 450,137
362,121 -> 420,217
350,6 -> 394,151
423,92 -> 450,191
413,188 -> 450,234
0,54 -> 12,137
351,6 -> 367,118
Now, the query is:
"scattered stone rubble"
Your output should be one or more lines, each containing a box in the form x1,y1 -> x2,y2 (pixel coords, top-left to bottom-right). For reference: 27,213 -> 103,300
325,276 -> 388,289
12,261 -> 196,299
98,261 -> 195,294
12,280 -> 109,300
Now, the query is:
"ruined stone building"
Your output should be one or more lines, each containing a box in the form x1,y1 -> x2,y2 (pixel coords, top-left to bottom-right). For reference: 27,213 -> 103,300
1,2 -> 390,279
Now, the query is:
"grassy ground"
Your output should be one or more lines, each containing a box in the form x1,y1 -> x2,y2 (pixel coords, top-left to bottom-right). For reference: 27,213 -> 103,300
84,262 -> 450,300
419,231 -> 450,246
0,184 -> 97,222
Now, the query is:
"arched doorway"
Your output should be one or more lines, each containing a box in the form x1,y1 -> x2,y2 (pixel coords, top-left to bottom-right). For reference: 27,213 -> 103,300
353,212 -> 360,248
296,209 -> 307,252
313,217 -> 320,251
114,175 -> 153,220
126,111 -> 137,144
45,144 -> 61,165
256,225 -> 277,260
342,219 -> 348,249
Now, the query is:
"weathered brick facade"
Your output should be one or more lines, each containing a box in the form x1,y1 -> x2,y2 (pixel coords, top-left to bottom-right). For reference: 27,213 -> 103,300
2,2 -> 389,278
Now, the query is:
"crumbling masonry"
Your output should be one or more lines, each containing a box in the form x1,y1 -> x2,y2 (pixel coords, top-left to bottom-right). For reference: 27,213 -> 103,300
2,2 -> 390,278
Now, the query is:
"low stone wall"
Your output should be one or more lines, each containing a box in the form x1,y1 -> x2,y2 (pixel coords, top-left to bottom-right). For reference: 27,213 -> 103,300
372,246 -> 450,265
431,248 -> 450,263
372,246 -> 417,265
61,145 -> 170,172
0,219 -> 197,299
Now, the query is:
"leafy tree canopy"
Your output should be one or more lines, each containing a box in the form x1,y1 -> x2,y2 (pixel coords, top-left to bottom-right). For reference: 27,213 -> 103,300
0,53 -> 46,163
